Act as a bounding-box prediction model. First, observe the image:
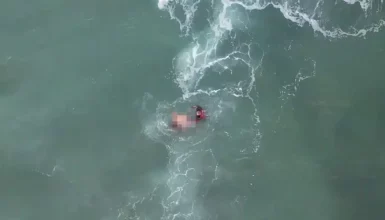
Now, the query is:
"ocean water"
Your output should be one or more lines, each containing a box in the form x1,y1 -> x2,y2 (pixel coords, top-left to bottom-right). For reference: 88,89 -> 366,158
1,0 -> 385,219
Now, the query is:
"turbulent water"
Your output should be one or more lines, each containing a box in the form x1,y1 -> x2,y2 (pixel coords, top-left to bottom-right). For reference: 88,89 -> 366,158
1,0 -> 385,220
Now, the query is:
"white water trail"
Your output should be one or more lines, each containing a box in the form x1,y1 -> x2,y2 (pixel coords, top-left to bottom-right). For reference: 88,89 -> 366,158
138,1 -> 265,219
135,0 -> 385,219
159,0 -> 385,39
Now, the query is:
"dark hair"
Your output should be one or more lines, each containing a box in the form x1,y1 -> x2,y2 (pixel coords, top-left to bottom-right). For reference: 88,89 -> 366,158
195,105 -> 203,111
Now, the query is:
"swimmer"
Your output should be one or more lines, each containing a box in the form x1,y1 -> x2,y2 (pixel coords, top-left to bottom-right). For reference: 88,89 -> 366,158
171,112 -> 195,130
171,105 -> 207,130
192,105 -> 207,122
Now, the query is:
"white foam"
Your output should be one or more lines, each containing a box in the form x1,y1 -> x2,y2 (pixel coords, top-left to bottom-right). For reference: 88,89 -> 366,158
150,0 -> 385,219
149,1 -> 266,219
343,0 -> 371,11
235,0 -> 384,38
159,0 -> 385,39
138,86 -> 249,219
157,0 -> 203,35
158,0 -> 171,9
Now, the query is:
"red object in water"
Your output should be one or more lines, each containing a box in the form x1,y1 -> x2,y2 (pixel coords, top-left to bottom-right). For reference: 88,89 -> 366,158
201,110 -> 207,119
196,110 -> 206,121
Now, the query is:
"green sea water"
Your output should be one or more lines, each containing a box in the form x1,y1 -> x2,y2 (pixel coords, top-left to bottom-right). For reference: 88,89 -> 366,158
1,0 -> 385,219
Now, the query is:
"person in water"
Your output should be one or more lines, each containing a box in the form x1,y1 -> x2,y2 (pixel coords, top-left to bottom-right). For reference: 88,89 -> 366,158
171,105 -> 206,129
192,105 -> 206,121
